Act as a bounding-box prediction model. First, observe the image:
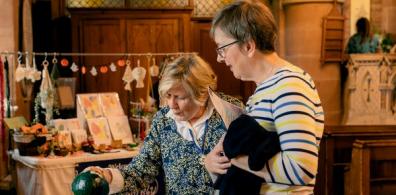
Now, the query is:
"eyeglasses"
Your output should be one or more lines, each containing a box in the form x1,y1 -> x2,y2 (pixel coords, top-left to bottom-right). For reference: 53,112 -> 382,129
216,40 -> 239,58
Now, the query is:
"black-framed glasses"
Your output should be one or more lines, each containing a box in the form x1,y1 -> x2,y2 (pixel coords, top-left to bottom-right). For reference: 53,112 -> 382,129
216,40 -> 239,58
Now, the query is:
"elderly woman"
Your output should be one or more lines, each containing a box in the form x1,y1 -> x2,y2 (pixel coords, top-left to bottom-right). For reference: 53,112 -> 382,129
85,54 -> 241,194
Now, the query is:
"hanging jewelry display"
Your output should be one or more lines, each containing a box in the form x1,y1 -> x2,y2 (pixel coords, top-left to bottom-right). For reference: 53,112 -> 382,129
132,59 -> 146,88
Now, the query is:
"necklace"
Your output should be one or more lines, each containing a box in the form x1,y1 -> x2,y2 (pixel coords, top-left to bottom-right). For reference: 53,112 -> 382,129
188,120 -> 208,165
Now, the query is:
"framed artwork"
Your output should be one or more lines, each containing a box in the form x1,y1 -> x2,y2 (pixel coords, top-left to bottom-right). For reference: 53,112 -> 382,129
77,93 -> 103,118
107,116 -> 134,144
56,78 -> 76,109
86,117 -> 112,146
99,92 -> 124,116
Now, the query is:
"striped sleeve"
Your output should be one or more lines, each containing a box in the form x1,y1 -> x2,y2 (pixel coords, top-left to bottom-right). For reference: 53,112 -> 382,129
249,71 -> 324,186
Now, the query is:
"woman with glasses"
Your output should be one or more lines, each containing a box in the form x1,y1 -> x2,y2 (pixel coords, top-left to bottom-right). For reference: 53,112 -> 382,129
79,55 -> 241,194
209,0 -> 324,194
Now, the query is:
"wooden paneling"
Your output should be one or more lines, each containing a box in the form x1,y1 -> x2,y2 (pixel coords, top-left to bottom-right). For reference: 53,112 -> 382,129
316,125 -> 396,195
347,139 -> 396,195
77,19 -> 128,111
70,9 -> 192,113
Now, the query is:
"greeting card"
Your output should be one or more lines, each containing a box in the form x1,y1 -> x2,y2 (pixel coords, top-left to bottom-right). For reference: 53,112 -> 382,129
107,116 -> 134,144
77,94 -> 103,118
87,117 -> 112,145
99,93 -> 125,116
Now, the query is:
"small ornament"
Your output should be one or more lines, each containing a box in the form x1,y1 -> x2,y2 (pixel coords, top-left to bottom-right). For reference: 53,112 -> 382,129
117,59 -> 126,67
70,62 -> 79,72
60,58 -> 69,67
90,66 -> 98,76
150,58 -> 159,77
15,52 -> 26,82
132,59 -> 146,88
109,62 -> 117,72
122,63 -> 133,91
81,66 -> 87,74
100,66 -> 108,73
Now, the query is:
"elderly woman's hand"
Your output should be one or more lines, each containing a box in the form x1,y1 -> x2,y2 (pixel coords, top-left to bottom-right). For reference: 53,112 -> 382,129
83,166 -> 113,183
204,136 -> 231,174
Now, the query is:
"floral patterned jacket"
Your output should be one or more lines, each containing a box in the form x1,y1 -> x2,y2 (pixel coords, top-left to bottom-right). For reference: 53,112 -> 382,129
119,95 -> 241,194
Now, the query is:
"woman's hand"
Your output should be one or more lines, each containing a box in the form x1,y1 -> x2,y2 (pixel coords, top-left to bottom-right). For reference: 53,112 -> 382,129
204,137 -> 231,174
83,166 -> 113,183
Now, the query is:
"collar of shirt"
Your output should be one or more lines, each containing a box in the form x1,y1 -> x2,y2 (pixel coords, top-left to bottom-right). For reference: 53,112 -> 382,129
166,101 -> 214,142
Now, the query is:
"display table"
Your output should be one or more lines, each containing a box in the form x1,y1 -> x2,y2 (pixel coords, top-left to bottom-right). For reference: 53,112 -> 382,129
12,148 -> 139,195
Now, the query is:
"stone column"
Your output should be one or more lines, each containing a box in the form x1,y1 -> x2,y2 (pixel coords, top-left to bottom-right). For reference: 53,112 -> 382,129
281,0 -> 344,124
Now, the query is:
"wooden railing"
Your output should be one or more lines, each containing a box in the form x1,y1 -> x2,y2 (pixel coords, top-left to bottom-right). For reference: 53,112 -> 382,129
345,139 -> 396,195
315,125 -> 396,195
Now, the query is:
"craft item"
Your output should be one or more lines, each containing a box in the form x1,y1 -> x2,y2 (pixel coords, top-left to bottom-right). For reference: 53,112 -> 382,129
60,58 -> 69,67
81,66 -> 87,74
70,62 -> 79,72
29,53 -> 41,81
122,60 -> 133,91
100,66 -> 108,73
117,59 -> 125,67
107,115 -> 134,144
150,58 -> 159,77
77,94 -> 103,118
109,62 -> 117,72
86,117 -> 112,146
15,52 -> 26,82
132,59 -> 146,88
90,66 -> 98,76
99,93 -> 124,116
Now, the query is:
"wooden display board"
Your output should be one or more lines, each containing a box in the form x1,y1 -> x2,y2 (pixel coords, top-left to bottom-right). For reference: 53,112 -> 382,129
321,4 -> 345,64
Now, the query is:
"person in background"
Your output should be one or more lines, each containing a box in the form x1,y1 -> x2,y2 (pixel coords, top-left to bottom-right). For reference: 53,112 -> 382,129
209,0 -> 325,194
346,17 -> 379,54
82,54 -> 241,194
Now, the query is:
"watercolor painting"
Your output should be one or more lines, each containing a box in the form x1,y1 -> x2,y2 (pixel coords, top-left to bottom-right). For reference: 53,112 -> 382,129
77,94 -> 103,118
87,117 -> 112,145
107,116 -> 134,144
99,92 -> 125,116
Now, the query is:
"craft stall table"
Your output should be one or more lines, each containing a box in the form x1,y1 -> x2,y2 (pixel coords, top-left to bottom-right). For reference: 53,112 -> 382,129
12,149 -> 139,195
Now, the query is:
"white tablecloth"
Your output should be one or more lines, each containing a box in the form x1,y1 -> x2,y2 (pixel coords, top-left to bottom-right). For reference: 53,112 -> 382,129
12,149 -> 139,195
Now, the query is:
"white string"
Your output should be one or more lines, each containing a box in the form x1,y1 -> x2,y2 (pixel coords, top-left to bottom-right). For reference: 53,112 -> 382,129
0,51 -> 198,57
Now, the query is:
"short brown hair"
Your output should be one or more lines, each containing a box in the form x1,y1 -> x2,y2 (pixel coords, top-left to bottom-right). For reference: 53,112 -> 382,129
211,0 -> 278,53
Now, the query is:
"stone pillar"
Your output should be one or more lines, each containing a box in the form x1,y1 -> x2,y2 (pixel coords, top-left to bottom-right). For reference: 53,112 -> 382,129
281,0 -> 344,124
